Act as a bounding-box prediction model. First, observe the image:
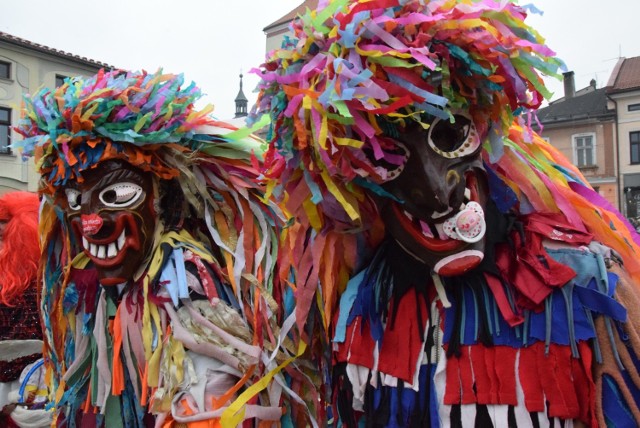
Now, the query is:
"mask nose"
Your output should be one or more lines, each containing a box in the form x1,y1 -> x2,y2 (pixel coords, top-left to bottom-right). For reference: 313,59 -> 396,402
81,213 -> 104,236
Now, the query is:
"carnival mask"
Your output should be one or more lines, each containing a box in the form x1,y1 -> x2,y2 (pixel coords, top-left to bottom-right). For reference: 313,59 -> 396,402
61,160 -> 156,286
377,114 -> 488,276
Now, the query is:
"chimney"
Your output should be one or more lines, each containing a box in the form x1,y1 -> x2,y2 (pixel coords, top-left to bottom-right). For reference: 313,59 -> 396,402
563,71 -> 575,99
590,78 -> 597,89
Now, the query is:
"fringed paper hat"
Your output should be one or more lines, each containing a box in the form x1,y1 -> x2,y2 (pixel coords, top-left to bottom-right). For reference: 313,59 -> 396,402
16,69 -> 265,193
252,0 -> 564,230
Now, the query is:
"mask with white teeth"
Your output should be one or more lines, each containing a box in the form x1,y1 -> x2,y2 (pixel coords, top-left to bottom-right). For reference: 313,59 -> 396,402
376,113 -> 488,276
61,159 -> 156,286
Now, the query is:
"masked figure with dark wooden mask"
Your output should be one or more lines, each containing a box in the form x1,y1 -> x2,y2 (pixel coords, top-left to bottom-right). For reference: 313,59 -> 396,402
16,70 -> 306,427
254,1 -> 640,427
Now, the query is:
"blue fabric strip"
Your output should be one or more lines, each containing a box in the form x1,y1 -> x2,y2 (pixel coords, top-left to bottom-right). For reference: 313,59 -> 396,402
334,270 -> 365,343
602,374 -> 637,428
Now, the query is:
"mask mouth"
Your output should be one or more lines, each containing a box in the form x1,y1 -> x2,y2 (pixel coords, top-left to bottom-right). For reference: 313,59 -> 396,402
74,213 -> 141,268
392,173 -> 485,253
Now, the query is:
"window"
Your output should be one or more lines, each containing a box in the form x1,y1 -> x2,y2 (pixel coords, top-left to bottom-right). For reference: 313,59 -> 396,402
0,61 -> 9,79
573,133 -> 595,167
629,103 -> 640,112
55,74 -> 67,87
0,107 -> 11,155
631,131 -> 640,164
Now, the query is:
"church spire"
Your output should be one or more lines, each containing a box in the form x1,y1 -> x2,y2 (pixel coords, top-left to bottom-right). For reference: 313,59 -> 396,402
234,72 -> 248,118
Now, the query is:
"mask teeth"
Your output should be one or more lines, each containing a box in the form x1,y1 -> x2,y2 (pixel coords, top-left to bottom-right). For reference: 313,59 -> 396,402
419,219 -> 434,238
458,186 -> 473,211
84,230 -> 127,260
434,222 -> 449,240
107,243 -> 117,258
117,230 -> 125,251
431,207 -> 453,220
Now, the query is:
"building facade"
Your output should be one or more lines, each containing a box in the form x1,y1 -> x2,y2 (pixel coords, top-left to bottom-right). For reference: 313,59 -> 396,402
0,32 -> 110,194
263,0 -> 317,53
536,71 -> 619,209
607,57 -> 640,218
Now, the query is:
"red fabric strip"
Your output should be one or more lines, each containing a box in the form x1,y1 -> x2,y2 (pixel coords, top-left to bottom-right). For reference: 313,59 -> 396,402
538,344 -> 570,418
518,343 -> 545,412
549,344 -> 580,419
483,346 -> 499,403
484,273 -> 524,327
459,346 -> 476,404
444,345 -> 462,404
470,345 -> 491,404
345,316 -> 376,369
573,341 -> 597,426
378,288 -> 427,383
495,346 -> 518,405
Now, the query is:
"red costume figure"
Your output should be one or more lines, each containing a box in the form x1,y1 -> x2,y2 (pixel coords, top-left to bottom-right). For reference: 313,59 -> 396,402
0,191 -> 47,425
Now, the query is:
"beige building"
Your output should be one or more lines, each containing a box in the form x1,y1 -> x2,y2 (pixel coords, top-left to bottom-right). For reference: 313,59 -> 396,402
263,0 -> 316,53
607,57 -> 640,218
535,71 -> 619,209
0,32 -> 110,194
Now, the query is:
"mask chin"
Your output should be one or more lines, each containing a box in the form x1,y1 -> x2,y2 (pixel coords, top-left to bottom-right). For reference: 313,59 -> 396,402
378,170 -> 488,276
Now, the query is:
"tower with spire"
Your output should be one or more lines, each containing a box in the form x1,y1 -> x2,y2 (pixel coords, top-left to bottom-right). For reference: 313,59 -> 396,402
234,72 -> 248,118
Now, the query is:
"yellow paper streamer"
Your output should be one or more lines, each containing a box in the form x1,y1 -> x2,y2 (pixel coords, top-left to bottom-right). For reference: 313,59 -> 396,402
319,169 -> 360,221
220,341 -> 308,428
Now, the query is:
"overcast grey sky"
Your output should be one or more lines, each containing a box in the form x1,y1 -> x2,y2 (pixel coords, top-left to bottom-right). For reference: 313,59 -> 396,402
1,1 -> 639,119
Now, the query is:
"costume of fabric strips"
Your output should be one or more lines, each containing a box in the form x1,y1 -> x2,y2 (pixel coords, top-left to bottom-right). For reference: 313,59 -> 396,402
16,69 -> 320,427
252,0 -> 640,427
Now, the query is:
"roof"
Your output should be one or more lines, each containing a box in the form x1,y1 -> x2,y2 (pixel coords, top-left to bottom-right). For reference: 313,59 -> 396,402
235,74 -> 248,102
263,0 -> 318,32
235,88 -> 248,102
536,87 -> 614,125
607,56 -> 640,94
0,31 -> 112,70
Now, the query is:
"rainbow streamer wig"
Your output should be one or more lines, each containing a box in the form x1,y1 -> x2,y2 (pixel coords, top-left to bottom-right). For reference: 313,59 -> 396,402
16,69 -> 252,190
254,0 -> 562,226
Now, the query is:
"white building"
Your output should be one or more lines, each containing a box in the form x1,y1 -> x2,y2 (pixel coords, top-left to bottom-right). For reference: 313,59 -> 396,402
0,31 -> 111,194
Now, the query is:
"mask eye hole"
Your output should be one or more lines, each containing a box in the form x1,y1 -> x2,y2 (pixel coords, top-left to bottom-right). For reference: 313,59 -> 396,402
360,139 -> 410,182
65,188 -> 82,211
99,183 -> 144,208
428,114 -> 481,158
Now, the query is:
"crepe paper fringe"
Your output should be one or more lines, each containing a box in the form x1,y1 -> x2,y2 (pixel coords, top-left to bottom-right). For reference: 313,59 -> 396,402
14,69 -> 265,191
252,0 -> 564,233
